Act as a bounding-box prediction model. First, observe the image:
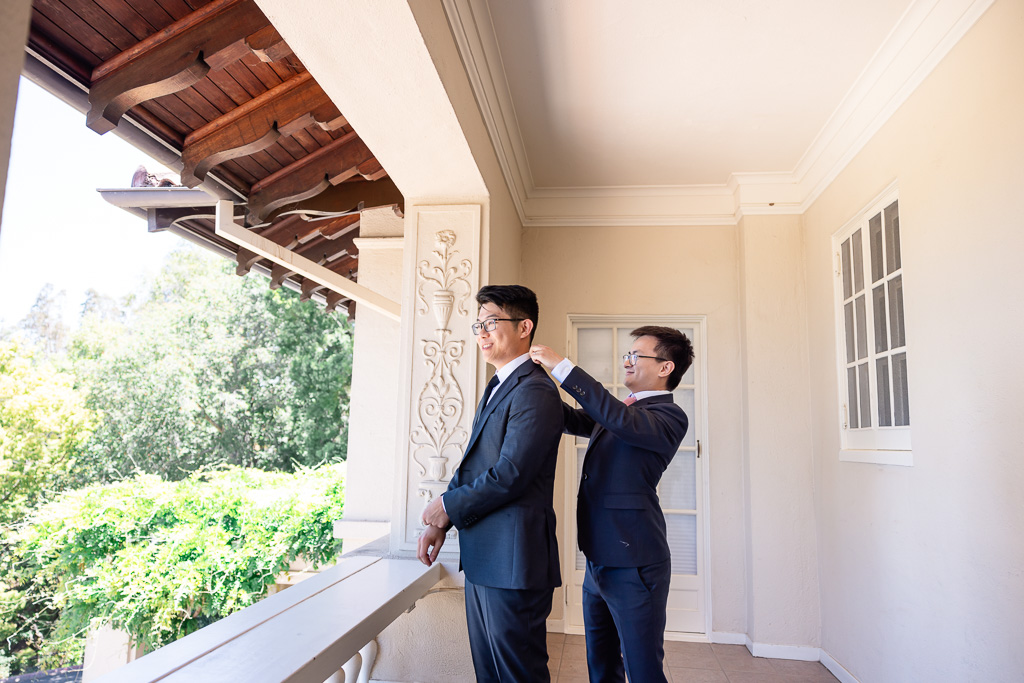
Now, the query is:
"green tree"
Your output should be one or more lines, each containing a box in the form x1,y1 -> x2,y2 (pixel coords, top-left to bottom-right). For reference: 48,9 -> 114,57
0,337 -> 93,524
69,249 -> 352,483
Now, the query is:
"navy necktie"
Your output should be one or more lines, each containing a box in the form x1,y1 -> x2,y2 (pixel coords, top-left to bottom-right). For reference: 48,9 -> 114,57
481,374 -> 500,407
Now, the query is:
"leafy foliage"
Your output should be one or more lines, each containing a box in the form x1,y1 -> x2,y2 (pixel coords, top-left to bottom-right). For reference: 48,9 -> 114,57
0,246 -> 355,674
68,249 -> 353,482
7,465 -> 344,669
0,338 -> 94,524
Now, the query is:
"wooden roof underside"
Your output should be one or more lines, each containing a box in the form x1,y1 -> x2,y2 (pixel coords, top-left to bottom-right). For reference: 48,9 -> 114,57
26,0 -> 405,316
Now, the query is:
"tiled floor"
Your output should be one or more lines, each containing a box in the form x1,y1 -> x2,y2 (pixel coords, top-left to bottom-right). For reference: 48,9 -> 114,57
546,634 -> 839,683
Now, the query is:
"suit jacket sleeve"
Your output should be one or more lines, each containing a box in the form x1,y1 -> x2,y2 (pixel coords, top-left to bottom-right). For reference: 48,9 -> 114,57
562,366 -> 687,452
443,377 -> 563,529
562,401 -> 597,437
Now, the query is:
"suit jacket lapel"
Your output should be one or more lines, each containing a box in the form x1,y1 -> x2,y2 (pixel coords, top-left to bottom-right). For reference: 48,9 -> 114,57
462,361 -> 535,458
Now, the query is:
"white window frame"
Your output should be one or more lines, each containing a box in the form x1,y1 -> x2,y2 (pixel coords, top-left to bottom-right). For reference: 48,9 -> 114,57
831,183 -> 913,466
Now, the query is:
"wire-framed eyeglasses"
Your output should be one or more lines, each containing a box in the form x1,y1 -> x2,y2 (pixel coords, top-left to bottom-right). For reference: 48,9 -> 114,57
471,318 -> 524,335
622,352 -> 669,367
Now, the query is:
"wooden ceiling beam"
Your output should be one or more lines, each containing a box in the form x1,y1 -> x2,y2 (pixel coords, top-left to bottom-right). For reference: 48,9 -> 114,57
245,25 -> 293,63
299,277 -> 327,302
246,131 -> 381,222
319,213 -> 361,240
258,177 -> 403,225
235,247 -> 261,275
87,0 -> 270,134
325,291 -> 347,314
181,71 -> 345,187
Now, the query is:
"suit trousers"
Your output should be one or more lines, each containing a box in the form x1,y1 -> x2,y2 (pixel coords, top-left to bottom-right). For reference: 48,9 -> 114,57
465,579 -> 554,682
583,558 -> 671,683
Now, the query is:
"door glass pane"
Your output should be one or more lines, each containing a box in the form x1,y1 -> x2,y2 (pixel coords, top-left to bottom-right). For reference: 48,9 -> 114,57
579,328 -> 614,383
885,201 -> 901,274
847,366 -> 859,429
666,514 -> 697,575
855,295 -> 867,360
672,388 -> 696,447
888,275 -> 906,349
872,284 -> 888,353
660,451 -> 696,511
876,357 -> 892,427
893,352 -> 910,426
841,238 -> 852,299
869,211 -> 884,283
844,302 -> 855,363
852,228 -> 864,293
858,362 -> 871,428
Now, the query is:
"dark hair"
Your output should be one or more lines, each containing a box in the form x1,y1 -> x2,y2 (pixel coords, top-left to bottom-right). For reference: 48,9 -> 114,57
476,285 -> 539,343
631,326 -> 694,391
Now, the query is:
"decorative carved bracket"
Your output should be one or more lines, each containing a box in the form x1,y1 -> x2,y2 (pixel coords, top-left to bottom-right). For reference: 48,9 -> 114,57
246,132 -> 385,222
181,72 -> 346,187
87,0 -> 272,134
147,204 -> 245,233
256,177 -> 403,226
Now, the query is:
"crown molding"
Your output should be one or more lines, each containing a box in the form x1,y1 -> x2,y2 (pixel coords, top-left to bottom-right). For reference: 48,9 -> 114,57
443,0 -> 994,227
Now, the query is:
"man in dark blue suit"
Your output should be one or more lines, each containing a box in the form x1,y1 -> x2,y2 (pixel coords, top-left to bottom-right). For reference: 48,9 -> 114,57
531,327 -> 694,683
418,285 -> 563,682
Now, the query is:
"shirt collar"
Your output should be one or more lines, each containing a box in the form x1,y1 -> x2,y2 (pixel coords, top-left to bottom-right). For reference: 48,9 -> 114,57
630,389 -> 672,401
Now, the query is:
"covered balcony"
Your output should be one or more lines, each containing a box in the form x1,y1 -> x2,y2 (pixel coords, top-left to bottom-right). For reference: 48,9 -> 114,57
1,1 -> 1021,682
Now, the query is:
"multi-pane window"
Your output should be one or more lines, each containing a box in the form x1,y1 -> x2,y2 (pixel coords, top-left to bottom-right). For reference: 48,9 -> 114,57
834,190 -> 911,459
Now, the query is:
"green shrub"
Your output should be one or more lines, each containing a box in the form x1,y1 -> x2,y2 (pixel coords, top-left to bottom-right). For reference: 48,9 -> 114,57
6,465 -> 344,668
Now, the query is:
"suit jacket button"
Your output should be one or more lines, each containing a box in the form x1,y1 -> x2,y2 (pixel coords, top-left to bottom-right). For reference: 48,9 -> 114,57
582,473 -> 588,480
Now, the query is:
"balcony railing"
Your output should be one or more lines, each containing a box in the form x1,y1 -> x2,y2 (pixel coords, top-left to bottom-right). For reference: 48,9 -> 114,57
95,555 -> 440,683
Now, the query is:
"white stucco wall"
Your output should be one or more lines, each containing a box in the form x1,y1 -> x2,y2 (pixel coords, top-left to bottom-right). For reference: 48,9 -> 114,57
802,1 -> 1024,680
521,224 -> 749,636
407,1 -> 523,291
737,214 -> 820,649
0,0 -> 31,235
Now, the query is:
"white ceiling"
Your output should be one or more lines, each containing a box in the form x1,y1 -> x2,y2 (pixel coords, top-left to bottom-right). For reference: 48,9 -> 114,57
443,0 -> 993,224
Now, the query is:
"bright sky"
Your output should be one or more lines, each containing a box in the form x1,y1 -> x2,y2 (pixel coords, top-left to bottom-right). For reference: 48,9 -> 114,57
0,77 -> 182,330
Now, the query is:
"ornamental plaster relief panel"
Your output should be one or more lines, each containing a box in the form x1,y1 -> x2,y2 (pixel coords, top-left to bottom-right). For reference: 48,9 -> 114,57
395,205 -> 481,551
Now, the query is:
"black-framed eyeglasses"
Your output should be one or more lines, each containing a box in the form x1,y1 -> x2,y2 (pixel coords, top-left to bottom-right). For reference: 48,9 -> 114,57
622,352 -> 668,367
471,318 -> 524,335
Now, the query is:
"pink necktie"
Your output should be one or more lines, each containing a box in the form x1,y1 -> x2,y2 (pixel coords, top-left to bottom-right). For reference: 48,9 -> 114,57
623,395 -> 637,406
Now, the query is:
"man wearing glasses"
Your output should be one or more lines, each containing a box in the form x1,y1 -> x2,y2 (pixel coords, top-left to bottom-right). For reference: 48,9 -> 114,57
418,285 -> 563,682
531,327 -> 694,683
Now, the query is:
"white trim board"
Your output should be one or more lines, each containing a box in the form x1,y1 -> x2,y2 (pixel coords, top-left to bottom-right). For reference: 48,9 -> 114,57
821,650 -> 862,683
214,201 -> 401,321
443,0 -> 995,226
746,636 -> 820,662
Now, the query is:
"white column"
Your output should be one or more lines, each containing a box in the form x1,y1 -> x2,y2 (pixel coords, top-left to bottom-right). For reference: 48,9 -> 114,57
336,207 -> 405,551
737,214 -> 821,650
0,0 -> 31,236
392,203 -> 482,555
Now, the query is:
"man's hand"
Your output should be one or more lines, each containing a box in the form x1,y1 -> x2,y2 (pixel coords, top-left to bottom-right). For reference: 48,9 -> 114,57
417,524 -> 447,566
530,344 -> 564,372
421,496 -> 450,529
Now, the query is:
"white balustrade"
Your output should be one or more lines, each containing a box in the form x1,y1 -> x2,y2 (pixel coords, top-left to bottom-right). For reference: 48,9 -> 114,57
94,556 -> 440,683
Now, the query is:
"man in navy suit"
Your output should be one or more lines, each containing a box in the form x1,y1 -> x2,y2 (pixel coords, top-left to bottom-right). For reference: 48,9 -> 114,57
531,326 -> 693,683
418,285 -> 563,682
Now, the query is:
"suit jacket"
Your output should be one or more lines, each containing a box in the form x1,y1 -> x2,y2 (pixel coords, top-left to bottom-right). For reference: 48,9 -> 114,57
561,366 -> 688,568
444,360 -> 563,590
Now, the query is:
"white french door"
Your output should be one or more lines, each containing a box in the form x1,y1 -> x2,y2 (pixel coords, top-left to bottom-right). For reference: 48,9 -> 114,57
563,315 -> 709,636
